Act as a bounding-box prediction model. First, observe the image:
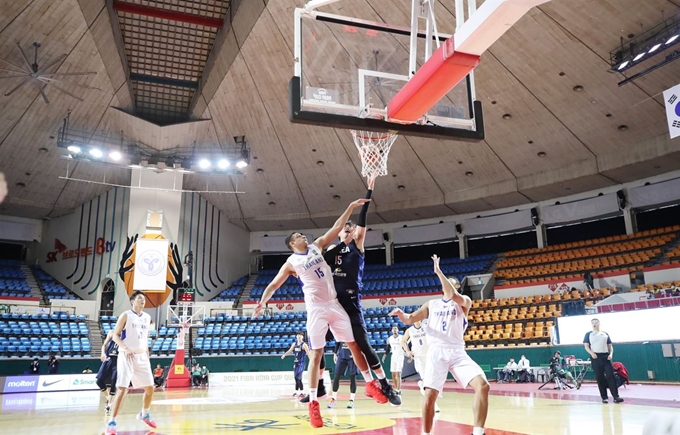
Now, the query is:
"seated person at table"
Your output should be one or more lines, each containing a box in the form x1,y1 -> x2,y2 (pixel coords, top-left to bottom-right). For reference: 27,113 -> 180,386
517,355 -> 531,383
497,358 -> 517,383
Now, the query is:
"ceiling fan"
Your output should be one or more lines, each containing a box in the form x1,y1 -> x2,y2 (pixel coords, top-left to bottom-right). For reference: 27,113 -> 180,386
0,42 -> 99,103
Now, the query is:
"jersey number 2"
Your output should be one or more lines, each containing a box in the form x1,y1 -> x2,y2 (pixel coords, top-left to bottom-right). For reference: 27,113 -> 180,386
314,268 -> 325,279
442,321 -> 447,332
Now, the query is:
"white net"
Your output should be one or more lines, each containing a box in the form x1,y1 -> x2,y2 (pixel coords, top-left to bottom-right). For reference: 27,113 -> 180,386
350,130 -> 398,177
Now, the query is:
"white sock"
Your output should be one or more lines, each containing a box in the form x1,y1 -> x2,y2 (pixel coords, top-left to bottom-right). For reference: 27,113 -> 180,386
109,417 -> 115,423
309,388 -> 317,402
350,393 -> 355,400
374,368 -> 386,379
473,427 -> 485,435
142,408 -> 149,415
361,370 -> 372,382
332,391 -> 338,399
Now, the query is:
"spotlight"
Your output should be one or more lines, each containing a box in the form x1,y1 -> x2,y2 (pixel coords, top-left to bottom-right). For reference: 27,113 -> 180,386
633,53 -> 645,61
67,145 -> 81,154
666,34 -> 679,45
648,43 -> 662,53
89,148 -> 103,158
109,151 -> 122,161
236,160 -> 248,169
617,61 -> 629,70
217,159 -> 230,169
198,159 -> 211,169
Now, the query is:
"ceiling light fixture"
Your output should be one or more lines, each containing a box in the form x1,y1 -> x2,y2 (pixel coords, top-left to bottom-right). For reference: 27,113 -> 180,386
648,43 -> 662,53
217,159 -> 230,169
198,159 -> 211,169
109,151 -> 122,161
89,148 -> 103,158
67,145 -> 81,154
611,16 -> 680,75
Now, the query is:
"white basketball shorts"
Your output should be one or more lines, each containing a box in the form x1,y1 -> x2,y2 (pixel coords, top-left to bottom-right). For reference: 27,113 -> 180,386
423,346 -> 486,391
307,299 -> 355,350
390,354 -> 404,373
116,352 -> 154,389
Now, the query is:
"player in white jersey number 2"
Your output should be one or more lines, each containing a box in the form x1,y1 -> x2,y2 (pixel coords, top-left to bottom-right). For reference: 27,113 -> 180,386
106,291 -> 157,435
390,255 -> 490,435
253,198 -> 389,429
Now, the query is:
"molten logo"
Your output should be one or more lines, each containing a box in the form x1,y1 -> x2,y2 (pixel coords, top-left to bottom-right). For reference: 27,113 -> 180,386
548,283 -> 558,292
379,298 -> 387,305
276,303 -> 284,310
285,304 -> 294,311
7,380 -> 35,387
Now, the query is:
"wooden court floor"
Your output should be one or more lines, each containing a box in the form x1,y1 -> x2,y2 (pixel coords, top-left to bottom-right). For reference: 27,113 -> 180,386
0,380 -> 677,434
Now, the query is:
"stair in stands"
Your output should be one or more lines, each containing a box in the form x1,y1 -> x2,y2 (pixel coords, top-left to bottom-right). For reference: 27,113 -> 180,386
235,275 -> 257,308
21,265 -> 44,301
645,230 -> 680,268
88,320 -> 103,358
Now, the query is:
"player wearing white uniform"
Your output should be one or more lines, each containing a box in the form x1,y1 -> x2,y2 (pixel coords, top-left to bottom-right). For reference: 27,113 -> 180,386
106,291 -> 157,435
403,322 -> 428,377
402,321 -> 440,411
382,326 -> 404,393
390,255 -> 490,435
253,198 -> 389,428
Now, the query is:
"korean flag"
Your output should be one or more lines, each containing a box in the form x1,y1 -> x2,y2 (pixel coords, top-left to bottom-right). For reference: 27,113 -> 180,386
663,83 -> 680,139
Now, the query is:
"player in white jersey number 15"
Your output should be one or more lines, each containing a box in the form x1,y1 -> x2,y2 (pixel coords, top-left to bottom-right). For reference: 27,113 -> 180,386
389,255 -> 490,435
253,198 -> 392,429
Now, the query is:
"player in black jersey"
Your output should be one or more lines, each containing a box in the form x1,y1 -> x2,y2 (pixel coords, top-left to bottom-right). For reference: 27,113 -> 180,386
323,175 -> 400,406
97,330 -> 119,416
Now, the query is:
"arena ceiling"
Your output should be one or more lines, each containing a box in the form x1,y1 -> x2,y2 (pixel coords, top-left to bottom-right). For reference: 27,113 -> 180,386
0,0 -> 679,231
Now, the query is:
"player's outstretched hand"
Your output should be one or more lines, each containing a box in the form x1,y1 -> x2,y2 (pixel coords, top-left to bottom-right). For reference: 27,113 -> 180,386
389,307 -> 407,323
367,173 -> 377,190
349,198 -> 371,208
432,254 -> 441,273
280,354 -> 285,360
252,302 -> 264,319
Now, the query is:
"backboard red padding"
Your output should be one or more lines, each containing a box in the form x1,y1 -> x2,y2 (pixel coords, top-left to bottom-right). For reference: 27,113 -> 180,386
387,38 -> 480,123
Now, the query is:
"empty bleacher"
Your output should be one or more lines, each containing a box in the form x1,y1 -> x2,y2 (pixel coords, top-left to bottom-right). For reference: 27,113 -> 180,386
0,260 -> 31,298
210,275 -> 248,303
189,306 -> 414,357
0,312 -> 91,358
31,265 -> 79,300
494,226 -> 679,284
249,255 -> 495,301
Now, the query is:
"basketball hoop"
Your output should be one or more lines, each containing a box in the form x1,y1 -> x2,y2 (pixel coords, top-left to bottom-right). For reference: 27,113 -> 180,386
350,130 -> 398,177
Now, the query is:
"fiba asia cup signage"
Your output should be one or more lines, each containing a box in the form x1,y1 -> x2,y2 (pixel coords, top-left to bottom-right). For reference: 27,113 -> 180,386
664,83 -> 680,139
133,239 -> 170,291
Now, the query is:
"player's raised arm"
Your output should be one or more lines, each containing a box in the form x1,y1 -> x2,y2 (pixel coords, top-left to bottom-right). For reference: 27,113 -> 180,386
354,174 -> 377,251
432,254 -> 470,310
389,301 -> 430,326
254,262 -> 295,318
315,198 -> 370,250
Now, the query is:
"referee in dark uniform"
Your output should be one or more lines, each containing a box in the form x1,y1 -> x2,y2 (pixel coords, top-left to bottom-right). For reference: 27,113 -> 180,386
583,318 -> 623,403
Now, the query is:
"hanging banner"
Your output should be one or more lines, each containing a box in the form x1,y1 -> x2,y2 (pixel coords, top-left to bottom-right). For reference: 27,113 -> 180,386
663,83 -> 680,139
133,239 -> 169,291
